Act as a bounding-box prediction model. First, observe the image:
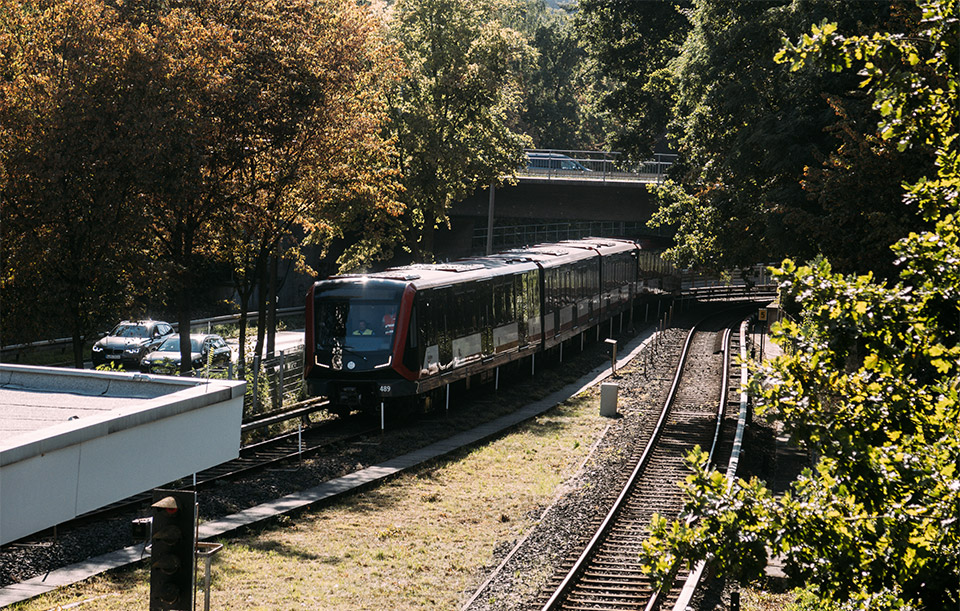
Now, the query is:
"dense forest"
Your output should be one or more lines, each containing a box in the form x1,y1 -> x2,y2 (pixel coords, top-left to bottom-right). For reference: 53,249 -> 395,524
1,2 -> 957,605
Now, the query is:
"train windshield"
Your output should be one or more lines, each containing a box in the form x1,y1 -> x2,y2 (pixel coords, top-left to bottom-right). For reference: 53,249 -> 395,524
313,282 -> 403,371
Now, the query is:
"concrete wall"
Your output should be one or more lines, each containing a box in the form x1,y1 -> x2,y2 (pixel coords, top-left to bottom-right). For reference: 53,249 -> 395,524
0,366 -> 245,545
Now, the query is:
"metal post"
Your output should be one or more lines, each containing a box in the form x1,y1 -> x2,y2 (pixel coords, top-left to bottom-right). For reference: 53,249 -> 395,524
195,542 -> 223,611
760,321 -> 766,360
297,420 -> 303,462
252,355 -> 260,412
645,303 -> 649,323
275,350 -> 285,409
605,338 -> 618,375
381,401 -> 385,431
445,385 -> 451,411
495,367 -> 500,391
531,353 -> 535,376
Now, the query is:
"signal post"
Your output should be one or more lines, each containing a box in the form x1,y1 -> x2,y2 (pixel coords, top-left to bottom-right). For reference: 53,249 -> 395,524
149,490 -> 197,611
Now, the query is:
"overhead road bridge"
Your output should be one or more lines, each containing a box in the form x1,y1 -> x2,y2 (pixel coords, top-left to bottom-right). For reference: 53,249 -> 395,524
437,149 -> 676,259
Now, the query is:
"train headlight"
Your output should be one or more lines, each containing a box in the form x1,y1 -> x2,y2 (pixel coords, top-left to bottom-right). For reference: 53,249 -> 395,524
347,361 -> 355,370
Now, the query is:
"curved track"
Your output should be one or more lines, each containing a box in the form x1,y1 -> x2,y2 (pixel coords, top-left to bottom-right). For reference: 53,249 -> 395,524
535,312 -> 744,611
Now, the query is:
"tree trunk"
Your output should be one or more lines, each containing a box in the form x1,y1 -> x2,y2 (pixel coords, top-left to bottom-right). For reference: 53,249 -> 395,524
254,257 -> 268,361
178,284 -> 193,376
237,291 -> 250,379
266,253 -> 277,356
73,328 -> 85,370
418,223 -> 435,262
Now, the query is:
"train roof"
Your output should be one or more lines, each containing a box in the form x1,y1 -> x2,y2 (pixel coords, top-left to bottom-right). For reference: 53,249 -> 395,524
556,237 -> 640,256
490,237 -> 638,266
322,256 -> 539,290
316,238 -> 640,290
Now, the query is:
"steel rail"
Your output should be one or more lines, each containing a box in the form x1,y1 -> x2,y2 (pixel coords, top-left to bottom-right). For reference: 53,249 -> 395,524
669,319 -> 753,611
538,319 -> 702,611
643,321 -> 737,611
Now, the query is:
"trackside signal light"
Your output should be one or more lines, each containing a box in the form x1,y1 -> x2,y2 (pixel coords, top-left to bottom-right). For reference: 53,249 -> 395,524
149,490 -> 196,611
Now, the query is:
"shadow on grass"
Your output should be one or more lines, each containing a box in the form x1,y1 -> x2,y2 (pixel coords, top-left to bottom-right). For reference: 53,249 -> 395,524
243,538 -> 327,562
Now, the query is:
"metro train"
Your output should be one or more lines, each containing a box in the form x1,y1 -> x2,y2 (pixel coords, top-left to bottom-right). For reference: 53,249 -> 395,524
304,238 -> 676,412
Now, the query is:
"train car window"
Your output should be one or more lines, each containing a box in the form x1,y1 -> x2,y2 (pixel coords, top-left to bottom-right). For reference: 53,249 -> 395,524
315,300 -> 348,352
526,270 -> 540,318
436,288 -> 453,365
494,279 -> 514,326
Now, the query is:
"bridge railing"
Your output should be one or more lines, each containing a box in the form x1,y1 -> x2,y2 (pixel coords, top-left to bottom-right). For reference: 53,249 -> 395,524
516,149 -> 676,183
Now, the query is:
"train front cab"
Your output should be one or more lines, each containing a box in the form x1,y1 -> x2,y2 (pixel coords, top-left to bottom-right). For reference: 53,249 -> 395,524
304,276 -> 418,409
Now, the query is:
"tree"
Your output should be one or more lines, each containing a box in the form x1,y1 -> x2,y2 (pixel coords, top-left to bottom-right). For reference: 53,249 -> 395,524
387,0 -> 532,260
198,0 -> 402,369
501,0 -> 603,150
136,5 -> 238,374
576,0 -> 691,158
647,0 -> 928,278
0,0 -> 165,365
639,2 -> 959,609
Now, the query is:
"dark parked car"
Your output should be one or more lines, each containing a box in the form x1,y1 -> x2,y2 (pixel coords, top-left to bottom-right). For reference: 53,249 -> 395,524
139,334 -> 233,375
91,320 -> 174,369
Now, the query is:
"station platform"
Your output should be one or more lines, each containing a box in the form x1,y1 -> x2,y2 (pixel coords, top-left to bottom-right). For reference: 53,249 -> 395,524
0,364 -> 245,547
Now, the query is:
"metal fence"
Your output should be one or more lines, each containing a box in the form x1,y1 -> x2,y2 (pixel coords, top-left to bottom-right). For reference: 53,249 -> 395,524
245,346 -> 305,416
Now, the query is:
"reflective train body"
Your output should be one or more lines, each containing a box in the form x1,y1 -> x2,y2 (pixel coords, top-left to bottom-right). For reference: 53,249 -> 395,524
304,238 -> 674,409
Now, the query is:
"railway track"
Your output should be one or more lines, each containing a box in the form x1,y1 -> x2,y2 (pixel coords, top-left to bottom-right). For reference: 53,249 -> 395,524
533,312 -> 746,611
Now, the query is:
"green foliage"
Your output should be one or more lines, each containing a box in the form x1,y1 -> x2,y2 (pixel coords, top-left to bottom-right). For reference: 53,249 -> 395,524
0,0 -> 401,361
646,179 -> 722,270
576,0 -> 690,158
645,0 -> 927,276
502,0 -> 604,149
387,0 -> 533,259
0,0 -> 166,362
639,2 -> 959,609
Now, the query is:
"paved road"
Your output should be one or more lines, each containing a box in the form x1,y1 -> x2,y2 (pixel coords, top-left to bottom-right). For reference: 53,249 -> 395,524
226,330 -> 305,355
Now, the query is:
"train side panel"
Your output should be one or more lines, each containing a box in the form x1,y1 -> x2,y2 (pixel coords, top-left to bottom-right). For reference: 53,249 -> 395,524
304,238 -> 675,408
